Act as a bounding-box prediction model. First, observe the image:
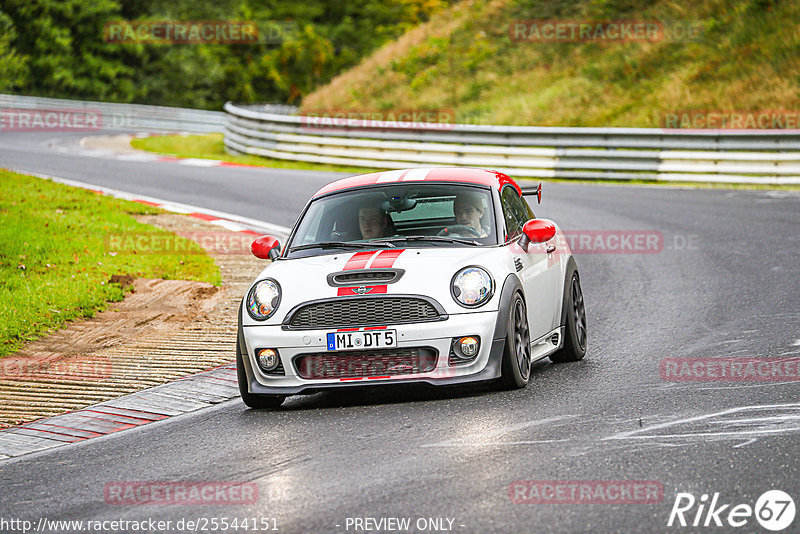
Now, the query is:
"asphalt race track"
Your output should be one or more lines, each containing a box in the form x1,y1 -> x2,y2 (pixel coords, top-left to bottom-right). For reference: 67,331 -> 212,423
1,130 -> 799,533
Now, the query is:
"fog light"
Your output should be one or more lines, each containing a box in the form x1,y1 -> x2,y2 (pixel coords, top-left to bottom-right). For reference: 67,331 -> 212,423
459,337 -> 479,357
257,348 -> 280,372
449,336 -> 481,365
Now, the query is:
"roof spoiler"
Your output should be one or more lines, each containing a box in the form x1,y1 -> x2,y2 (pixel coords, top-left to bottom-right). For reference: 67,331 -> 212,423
520,183 -> 542,204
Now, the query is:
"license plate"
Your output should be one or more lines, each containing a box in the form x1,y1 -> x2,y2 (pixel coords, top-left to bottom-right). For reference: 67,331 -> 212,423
326,330 -> 397,351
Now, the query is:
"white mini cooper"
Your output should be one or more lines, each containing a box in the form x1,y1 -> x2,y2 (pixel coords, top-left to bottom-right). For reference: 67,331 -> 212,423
237,167 -> 586,408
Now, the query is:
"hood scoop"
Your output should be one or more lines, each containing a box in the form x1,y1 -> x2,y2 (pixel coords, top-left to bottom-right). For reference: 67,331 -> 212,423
327,268 -> 405,287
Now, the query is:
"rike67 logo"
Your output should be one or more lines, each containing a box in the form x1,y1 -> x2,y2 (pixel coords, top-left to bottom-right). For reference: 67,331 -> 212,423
668,490 -> 795,531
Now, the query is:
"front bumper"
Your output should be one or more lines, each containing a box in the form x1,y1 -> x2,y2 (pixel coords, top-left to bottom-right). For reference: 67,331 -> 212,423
239,309 -> 505,395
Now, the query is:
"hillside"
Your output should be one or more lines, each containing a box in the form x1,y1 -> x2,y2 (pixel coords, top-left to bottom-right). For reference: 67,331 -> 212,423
301,0 -> 800,127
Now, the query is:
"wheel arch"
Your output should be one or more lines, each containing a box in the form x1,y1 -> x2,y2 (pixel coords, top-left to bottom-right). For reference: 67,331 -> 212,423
236,300 -> 257,393
492,272 -> 525,342
558,256 -> 579,328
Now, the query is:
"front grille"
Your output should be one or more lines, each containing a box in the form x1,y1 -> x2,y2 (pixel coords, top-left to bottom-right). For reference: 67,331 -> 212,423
295,348 -> 437,379
286,297 -> 442,329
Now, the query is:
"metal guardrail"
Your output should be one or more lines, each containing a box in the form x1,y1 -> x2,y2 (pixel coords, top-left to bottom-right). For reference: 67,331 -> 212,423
223,102 -> 800,184
1,94 -> 225,133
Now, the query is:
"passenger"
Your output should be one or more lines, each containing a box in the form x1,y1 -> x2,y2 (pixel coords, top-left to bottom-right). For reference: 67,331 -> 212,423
453,192 -> 490,237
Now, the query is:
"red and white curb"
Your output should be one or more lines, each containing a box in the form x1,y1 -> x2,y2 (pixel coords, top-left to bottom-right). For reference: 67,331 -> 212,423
10,169 -> 291,239
0,364 -> 240,460
60,132 -> 271,170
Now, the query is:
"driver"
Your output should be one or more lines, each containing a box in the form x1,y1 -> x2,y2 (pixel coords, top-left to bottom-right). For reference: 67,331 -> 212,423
358,204 -> 391,239
453,192 -> 490,237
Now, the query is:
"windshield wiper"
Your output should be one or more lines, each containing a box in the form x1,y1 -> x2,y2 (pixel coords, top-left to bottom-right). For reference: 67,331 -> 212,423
289,241 -> 396,252
378,235 -> 481,247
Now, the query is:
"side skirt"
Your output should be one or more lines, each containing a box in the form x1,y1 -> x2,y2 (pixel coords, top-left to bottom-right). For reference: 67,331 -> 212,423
529,326 -> 565,363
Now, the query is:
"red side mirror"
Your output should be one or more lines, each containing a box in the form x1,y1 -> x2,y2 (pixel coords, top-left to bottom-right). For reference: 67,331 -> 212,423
252,235 -> 280,260
522,219 -> 556,244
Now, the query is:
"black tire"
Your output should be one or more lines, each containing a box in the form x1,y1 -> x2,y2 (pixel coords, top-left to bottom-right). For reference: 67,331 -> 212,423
499,293 -> 532,389
236,340 -> 286,409
550,268 -> 587,363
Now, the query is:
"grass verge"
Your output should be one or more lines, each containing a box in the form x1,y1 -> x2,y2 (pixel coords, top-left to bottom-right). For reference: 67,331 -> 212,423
0,169 -> 221,357
131,133 -> 380,174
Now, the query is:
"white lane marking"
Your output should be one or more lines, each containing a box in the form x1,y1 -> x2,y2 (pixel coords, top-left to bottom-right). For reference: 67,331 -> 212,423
605,403 -> 800,441
427,439 -> 569,447
177,158 -> 222,167
209,219 -> 247,232
376,169 -> 406,182
708,414 -> 800,425
421,415 -> 574,448
115,153 -> 162,162
10,169 -> 291,238
158,204 -> 193,214
401,167 -> 434,181
732,438 -> 757,448
615,428 -> 797,439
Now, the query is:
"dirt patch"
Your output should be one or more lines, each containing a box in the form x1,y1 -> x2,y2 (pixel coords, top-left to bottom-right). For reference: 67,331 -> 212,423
0,213 -> 265,428
6,278 -> 222,364
109,273 -> 135,288
80,134 -> 142,154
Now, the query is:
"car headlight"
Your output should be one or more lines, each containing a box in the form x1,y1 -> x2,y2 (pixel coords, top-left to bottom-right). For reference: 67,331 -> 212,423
246,279 -> 281,320
451,267 -> 494,308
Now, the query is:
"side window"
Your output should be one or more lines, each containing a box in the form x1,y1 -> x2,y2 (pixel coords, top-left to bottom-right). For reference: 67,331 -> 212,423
520,195 -> 535,221
500,186 -> 530,240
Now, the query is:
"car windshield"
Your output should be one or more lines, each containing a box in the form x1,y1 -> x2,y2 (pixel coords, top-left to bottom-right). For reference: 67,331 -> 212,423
286,184 -> 497,256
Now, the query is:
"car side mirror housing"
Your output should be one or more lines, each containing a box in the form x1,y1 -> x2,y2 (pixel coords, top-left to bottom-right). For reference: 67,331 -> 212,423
518,219 -> 556,251
251,235 -> 280,260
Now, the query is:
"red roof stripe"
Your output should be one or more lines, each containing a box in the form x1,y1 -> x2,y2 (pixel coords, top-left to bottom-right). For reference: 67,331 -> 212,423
313,167 -> 520,197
